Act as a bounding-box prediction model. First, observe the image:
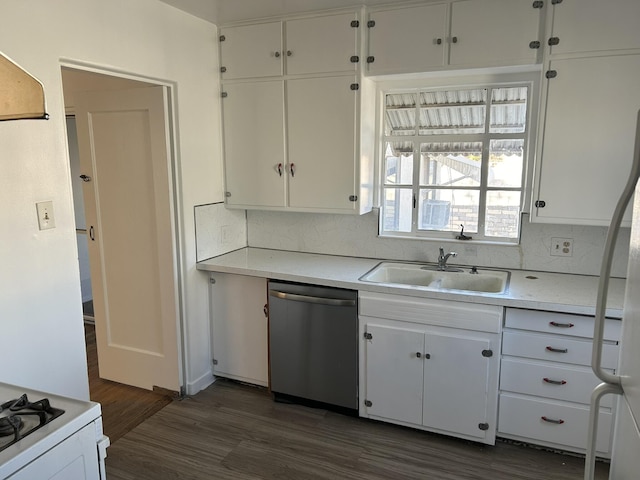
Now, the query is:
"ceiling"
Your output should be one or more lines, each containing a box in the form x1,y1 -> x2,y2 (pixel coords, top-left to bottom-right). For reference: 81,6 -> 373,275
158,0 -> 396,24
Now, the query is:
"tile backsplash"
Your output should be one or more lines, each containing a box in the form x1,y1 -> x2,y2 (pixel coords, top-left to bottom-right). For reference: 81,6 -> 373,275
195,203 -> 247,262
245,209 -> 631,278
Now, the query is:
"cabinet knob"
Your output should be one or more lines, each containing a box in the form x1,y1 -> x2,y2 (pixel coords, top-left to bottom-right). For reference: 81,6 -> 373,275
416,352 -> 421,358
287,50 -> 293,57
452,36 -> 458,44
274,51 -> 281,58
436,38 -> 442,45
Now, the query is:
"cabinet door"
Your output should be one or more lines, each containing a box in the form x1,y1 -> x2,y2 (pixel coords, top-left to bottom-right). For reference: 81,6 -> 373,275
366,4 -> 447,75
286,12 -> 358,75
220,22 -> 283,79
209,273 -> 268,386
449,0 -> 540,67
422,332 -> 493,440
533,55 -> 640,225
549,0 -> 640,55
364,324 -> 425,425
222,81 -> 286,208
287,75 -> 358,211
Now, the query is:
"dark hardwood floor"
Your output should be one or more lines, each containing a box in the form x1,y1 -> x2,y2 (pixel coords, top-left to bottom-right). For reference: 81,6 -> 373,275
84,322 -> 173,443
105,378 -> 610,479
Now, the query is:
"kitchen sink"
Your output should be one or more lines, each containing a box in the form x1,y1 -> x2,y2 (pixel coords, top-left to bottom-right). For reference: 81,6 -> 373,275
359,262 -> 510,294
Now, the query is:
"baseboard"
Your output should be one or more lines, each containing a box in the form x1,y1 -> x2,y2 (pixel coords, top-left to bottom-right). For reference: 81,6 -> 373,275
186,371 -> 216,396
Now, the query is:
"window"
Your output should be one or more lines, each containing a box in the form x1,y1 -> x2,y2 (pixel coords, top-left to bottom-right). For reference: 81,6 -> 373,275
380,83 -> 531,243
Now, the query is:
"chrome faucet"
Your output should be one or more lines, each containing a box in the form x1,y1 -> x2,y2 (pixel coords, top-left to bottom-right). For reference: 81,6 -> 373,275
437,247 -> 457,271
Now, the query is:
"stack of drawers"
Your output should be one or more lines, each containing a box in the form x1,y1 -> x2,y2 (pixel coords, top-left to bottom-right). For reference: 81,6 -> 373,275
498,308 -> 621,456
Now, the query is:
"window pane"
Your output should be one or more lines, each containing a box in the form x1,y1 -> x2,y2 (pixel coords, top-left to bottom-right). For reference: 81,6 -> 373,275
490,87 -> 528,134
485,191 -> 521,238
385,93 -> 416,136
384,142 -> 414,185
488,139 -> 524,188
383,188 -> 413,233
419,89 -> 487,135
420,143 -> 482,187
418,189 -> 479,232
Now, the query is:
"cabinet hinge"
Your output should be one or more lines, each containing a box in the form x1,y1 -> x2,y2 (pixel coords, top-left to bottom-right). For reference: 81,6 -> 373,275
364,332 -> 373,340
225,191 -> 232,197
351,20 -> 360,28
364,400 -> 373,407
551,0 -> 563,4
532,0 -> 544,8
350,83 -> 360,91
478,422 -> 489,431
220,66 -> 227,73
209,277 -> 216,285
219,34 -> 226,42
529,41 -> 541,49
349,195 -> 358,202
350,55 -> 360,63
481,349 -> 493,358
535,200 -> 546,208
366,56 -> 375,64
548,36 -> 560,46
221,91 -> 228,98
545,70 -> 557,79
212,358 -> 218,365
367,20 -> 375,28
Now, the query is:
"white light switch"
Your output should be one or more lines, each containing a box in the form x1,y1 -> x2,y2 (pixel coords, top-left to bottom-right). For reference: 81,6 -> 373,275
36,201 -> 56,230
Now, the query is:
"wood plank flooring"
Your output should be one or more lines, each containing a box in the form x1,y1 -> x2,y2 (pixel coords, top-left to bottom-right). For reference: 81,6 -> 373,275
84,323 -> 173,443
105,378 -> 610,480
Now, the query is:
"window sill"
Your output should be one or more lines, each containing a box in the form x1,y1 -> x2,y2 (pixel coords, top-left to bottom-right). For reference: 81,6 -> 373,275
377,232 -> 520,247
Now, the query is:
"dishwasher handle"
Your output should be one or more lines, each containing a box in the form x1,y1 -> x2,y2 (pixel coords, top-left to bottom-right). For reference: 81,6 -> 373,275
269,289 -> 356,307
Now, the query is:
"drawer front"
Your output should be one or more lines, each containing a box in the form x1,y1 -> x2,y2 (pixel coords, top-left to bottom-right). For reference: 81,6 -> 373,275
498,393 -> 612,454
502,331 -> 619,369
500,358 -> 613,407
505,309 -> 621,341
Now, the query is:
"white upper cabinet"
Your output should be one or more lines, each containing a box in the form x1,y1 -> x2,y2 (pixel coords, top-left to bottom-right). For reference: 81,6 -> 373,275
222,80 -> 286,208
531,0 -> 640,226
366,0 -> 542,76
449,0 -> 541,67
220,13 -> 358,80
285,12 -> 359,75
366,3 -> 448,75
219,21 -> 283,79
548,0 -> 640,55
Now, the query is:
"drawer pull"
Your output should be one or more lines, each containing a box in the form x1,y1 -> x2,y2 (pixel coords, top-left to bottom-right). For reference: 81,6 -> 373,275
546,346 -> 568,353
541,416 -> 565,425
549,321 -> 574,328
543,377 -> 567,385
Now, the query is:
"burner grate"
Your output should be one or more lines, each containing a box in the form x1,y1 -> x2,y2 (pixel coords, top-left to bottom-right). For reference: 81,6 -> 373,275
0,394 -> 64,452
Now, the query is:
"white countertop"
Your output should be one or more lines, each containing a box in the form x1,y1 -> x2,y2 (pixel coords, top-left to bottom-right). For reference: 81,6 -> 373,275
196,247 -> 626,318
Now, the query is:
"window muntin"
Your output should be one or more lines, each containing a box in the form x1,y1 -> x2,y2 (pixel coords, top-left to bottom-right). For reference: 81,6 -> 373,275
381,84 -> 529,242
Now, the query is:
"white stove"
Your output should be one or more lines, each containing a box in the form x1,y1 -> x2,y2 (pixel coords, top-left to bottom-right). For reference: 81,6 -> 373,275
0,383 -> 109,480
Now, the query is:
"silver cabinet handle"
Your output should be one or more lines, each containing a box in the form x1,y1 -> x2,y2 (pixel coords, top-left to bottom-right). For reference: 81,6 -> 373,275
269,290 -> 355,307
541,416 -> 564,425
289,163 -> 296,177
89,226 -> 95,241
79,174 -> 91,182
546,346 -> 568,353
277,163 -> 283,177
543,377 -> 567,385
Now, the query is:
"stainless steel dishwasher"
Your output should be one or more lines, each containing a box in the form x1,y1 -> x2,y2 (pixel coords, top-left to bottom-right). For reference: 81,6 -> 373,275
268,280 -> 358,411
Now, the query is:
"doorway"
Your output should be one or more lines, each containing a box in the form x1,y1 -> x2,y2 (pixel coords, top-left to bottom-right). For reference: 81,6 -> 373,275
62,66 -> 183,439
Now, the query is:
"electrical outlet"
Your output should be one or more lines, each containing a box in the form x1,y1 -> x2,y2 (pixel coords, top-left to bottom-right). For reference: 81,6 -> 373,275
551,237 -> 573,257
36,201 -> 56,230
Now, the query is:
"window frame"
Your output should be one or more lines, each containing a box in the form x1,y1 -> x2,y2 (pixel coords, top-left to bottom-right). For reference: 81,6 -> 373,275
375,71 -> 540,245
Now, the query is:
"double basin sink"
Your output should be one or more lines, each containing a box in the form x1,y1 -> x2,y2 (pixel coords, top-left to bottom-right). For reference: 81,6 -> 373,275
360,261 -> 510,294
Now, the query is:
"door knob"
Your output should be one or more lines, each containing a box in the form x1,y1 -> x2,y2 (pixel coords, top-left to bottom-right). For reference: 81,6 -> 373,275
79,174 -> 92,182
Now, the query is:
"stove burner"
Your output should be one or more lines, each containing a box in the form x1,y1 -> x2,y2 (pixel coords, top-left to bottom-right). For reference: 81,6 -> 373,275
0,415 -> 23,437
0,394 -> 64,452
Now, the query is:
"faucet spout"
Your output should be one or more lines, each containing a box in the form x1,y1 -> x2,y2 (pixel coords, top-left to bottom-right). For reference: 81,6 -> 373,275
437,247 -> 457,271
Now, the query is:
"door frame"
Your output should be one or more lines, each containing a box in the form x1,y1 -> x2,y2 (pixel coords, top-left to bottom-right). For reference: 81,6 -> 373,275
60,60 -> 187,394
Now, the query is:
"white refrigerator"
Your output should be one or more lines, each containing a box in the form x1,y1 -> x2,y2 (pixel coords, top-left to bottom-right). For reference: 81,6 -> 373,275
586,111 -> 640,479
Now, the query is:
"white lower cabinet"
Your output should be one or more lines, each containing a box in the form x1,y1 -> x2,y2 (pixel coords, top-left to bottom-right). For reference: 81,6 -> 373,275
209,273 -> 269,387
359,292 -> 502,445
498,308 -> 621,456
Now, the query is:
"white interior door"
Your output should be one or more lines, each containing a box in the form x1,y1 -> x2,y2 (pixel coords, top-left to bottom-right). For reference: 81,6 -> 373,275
75,86 -> 180,391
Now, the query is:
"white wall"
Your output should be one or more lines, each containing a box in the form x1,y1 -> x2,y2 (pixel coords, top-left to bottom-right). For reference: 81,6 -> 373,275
0,0 -> 222,399
247,210 -> 631,278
